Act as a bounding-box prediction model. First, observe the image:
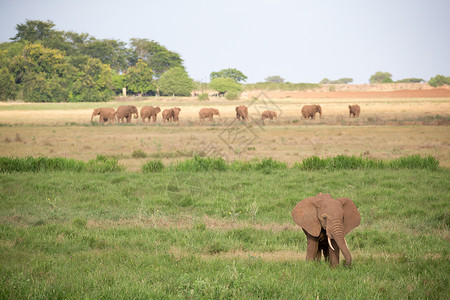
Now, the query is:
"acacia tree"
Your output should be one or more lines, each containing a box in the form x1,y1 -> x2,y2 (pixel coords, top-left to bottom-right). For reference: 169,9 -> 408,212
209,77 -> 242,94
428,75 -> 450,87
369,72 -> 393,83
158,67 -> 193,96
265,75 -> 284,83
210,68 -> 247,82
124,60 -> 155,96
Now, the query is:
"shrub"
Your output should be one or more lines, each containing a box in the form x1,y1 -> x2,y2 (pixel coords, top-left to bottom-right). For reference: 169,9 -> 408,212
173,155 -> 228,171
225,90 -> 240,100
197,93 -> 209,100
142,160 -> 165,173
86,155 -> 124,172
388,155 -> 439,170
132,149 -> 147,158
428,75 -> 450,87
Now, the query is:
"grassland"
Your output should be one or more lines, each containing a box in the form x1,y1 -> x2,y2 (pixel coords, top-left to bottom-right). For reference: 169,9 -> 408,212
0,96 -> 449,298
0,167 -> 449,298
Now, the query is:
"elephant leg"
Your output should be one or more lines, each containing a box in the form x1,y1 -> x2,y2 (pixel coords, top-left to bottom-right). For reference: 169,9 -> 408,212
329,239 -> 340,267
303,229 -> 319,261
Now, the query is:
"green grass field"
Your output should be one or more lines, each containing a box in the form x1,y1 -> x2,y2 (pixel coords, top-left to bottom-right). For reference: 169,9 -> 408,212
1,165 -> 448,299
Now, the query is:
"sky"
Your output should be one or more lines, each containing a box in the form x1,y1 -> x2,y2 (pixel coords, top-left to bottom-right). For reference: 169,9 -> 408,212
1,0 -> 449,83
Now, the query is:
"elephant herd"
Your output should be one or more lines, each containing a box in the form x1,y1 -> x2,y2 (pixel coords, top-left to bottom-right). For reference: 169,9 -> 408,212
91,105 -> 181,124
91,104 -> 361,124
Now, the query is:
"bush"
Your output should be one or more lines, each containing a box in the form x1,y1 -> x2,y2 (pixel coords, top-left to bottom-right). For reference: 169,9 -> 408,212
86,155 -> 124,172
173,155 -> 228,171
0,156 -> 85,172
132,149 -> 147,158
142,160 -> 165,173
225,90 -> 240,100
428,75 -> 450,87
197,93 -> 209,100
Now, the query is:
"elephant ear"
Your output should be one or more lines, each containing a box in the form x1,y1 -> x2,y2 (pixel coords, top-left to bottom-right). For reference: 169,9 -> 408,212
291,196 -> 321,237
337,197 -> 361,234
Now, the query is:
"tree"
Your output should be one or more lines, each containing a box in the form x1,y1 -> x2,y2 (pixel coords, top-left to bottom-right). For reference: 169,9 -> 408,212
395,78 -> 425,83
124,60 -> 156,96
369,72 -> 393,84
81,38 -> 129,73
11,19 -> 56,43
129,38 -> 183,78
158,67 -> 193,96
210,68 -> 247,82
320,78 -> 353,84
71,57 -> 113,102
428,75 -> 450,87
265,75 -> 284,83
15,44 -> 73,102
209,77 -> 242,94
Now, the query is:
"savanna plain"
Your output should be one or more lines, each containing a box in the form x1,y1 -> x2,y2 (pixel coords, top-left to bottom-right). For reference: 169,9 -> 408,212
0,94 -> 449,299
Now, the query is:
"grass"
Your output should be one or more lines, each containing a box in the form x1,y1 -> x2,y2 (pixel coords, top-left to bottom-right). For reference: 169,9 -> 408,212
0,166 -> 449,298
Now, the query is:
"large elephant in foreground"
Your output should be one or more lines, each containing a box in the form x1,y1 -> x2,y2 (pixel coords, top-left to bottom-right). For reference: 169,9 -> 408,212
261,110 -> 277,120
162,107 -> 181,122
348,104 -> 361,118
292,193 -> 361,267
302,105 -> 322,119
91,107 -> 116,124
199,108 -> 220,121
235,105 -> 249,121
141,106 -> 161,123
116,105 -> 138,123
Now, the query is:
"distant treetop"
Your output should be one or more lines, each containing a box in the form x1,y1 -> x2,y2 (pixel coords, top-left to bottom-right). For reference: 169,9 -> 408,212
210,68 -> 247,82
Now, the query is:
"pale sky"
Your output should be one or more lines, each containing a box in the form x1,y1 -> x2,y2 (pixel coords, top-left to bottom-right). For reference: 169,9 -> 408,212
1,0 -> 449,83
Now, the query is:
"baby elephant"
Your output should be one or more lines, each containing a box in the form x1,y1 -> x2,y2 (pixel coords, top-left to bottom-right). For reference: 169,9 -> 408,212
162,107 -> 181,122
348,105 -> 361,118
236,105 -> 249,121
140,106 -> 161,123
261,110 -> 277,121
199,108 -> 220,121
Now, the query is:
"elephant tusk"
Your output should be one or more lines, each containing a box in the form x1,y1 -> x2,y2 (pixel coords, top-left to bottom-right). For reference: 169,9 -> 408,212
344,237 -> 349,249
328,236 -> 335,251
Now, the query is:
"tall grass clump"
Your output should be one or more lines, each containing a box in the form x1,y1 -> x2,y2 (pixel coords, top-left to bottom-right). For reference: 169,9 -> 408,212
86,155 -> 124,172
173,155 -> 228,171
297,154 -> 438,171
388,155 -> 439,170
0,156 -> 85,172
131,149 -> 147,158
142,159 -> 165,173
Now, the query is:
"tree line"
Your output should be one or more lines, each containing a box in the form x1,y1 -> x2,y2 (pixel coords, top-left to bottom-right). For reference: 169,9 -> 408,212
0,20 -> 193,101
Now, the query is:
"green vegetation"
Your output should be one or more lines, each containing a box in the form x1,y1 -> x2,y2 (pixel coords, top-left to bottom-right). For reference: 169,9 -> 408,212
244,82 -> 320,91
158,67 -> 194,96
0,20 -> 186,101
428,74 -> 450,87
209,77 -> 242,94
264,75 -> 285,83
0,155 -> 123,173
0,155 -> 440,173
395,78 -> 425,83
369,71 -> 393,84
210,68 -> 247,82
320,78 -> 353,84
0,163 -> 448,298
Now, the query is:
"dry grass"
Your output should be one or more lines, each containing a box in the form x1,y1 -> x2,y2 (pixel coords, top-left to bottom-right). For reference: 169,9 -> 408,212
0,97 -> 449,169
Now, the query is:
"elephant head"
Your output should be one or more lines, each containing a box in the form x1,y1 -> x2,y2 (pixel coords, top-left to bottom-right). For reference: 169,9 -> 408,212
292,193 -> 360,266
212,108 -> 220,118
131,105 -> 139,119
316,105 -> 322,118
91,108 -> 101,122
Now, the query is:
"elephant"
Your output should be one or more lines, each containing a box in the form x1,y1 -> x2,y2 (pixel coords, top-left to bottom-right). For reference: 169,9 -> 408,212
349,105 -> 361,118
236,105 -> 249,121
141,106 -> 161,123
301,105 -> 322,119
91,107 -> 116,124
261,110 -> 277,120
199,108 -> 220,121
162,107 -> 181,122
116,105 -> 139,123
291,193 -> 361,267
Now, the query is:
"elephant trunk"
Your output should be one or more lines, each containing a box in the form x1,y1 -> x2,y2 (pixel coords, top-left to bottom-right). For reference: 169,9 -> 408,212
329,219 -> 352,266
